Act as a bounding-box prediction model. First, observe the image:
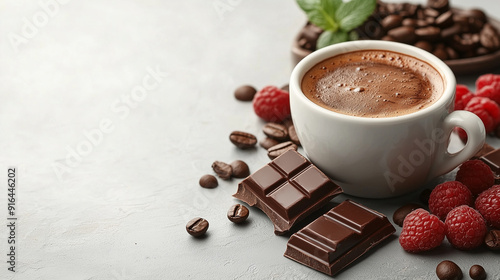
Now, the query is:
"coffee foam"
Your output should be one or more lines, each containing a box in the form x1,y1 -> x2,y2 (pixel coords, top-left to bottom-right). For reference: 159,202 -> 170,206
301,50 -> 444,118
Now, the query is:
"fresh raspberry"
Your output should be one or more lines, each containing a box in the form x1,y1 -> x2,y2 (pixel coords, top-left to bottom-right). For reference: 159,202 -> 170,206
445,205 -> 487,250
399,209 -> 446,252
455,160 -> 495,196
476,73 -> 500,91
252,86 -> 291,122
476,82 -> 500,106
464,96 -> 500,133
454,84 -> 474,110
475,185 -> 500,229
428,181 -> 473,220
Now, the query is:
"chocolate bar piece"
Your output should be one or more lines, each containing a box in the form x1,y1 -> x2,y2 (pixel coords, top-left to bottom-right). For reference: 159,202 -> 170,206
233,149 -> 342,235
479,148 -> 500,183
284,200 -> 395,276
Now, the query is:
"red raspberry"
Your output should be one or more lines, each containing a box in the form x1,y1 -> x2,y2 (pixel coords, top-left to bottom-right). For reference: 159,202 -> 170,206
476,82 -> 500,106
464,96 -> 500,133
428,181 -> 473,220
455,160 -> 495,196
252,86 -> 291,122
454,84 -> 473,110
399,209 -> 446,252
445,205 -> 487,250
476,73 -> 500,91
475,185 -> 500,229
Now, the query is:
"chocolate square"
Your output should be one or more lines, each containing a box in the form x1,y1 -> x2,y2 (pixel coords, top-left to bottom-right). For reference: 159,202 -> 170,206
233,149 -> 342,235
284,200 -> 395,276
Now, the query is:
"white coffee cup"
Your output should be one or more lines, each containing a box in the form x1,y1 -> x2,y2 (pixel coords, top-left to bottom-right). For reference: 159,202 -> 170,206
290,40 -> 485,198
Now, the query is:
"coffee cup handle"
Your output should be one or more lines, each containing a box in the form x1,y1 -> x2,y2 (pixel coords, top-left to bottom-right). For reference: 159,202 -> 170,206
429,110 -> 485,179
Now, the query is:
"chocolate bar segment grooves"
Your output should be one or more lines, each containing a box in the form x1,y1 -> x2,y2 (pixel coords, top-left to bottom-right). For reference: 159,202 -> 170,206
284,200 -> 396,276
233,150 -> 343,235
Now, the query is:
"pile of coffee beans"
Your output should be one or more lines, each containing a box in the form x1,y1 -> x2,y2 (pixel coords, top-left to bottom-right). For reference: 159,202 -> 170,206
298,0 -> 500,61
357,0 -> 500,60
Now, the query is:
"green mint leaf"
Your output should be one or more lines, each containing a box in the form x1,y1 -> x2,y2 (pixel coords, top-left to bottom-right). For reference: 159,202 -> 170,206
335,0 -> 376,32
348,30 -> 359,41
316,30 -> 348,49
296,0 -> 340,31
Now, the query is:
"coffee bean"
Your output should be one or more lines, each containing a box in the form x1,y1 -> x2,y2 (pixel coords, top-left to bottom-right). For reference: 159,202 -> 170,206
480,24 -> 500,50
436,260 -> 463,280
423,8 -> 440,18
427,0 -> 449,13
287,124 -> 301,146
230,160 -> 250,178
387,26 -> 417,44
234,85 -> 257,101
199,174 -> 218,188
433,45 -> 449,60
441,24 -> 462,39
381,15 -> 403,30
381,35 -> 396,42
267,141 -> 298,160
186,217 -> 209,237
416,26 -> 441,41
229,131 -> 257,149
485,229 -> 500,250
212,161 -> 233,180
227,204 -> 249,223
263,123 -> 288,141
393,203 -> 422,227
415,41 -> 434,53
469,265 -> 486,280
435,11 -> 454,28
259,137 -> 280,149
446,47 -> 459,60
402,18 -> 418,27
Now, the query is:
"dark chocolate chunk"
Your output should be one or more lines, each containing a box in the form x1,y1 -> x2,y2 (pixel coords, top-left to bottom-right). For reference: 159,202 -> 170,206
234,85 -> 257,101
212,161 -> 233,180
230,160 -> 250,178
234,149 -> 342,235
227,204 -> 249,224
186,217 -> 209,237
263,122 -> 289,141
485,229 -> 500,250
229,131 -> 257,149
469,264 -> 487,280
284,200 -> 395,276
472,143 -> 495,159
436,260 -> 463,280
267,141 -> 298,160
479,149 -> 500,177
199,174 -> 218,188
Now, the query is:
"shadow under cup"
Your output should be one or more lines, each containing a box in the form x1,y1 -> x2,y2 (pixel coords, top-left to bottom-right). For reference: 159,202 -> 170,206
290,40 -> 485,198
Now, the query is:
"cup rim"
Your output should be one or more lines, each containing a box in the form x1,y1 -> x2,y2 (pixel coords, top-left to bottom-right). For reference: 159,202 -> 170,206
290,40 -> 456,123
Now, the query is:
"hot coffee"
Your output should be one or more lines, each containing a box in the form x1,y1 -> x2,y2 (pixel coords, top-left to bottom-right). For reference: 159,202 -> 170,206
301,50 -> 444,118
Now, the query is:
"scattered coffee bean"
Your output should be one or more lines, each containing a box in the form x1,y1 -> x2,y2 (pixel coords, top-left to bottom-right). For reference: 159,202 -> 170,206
416,26 -> 441,41
435,10 -> 453,28
199,174 -> 218,188
263,122 -> 289,141
259,137 -> 280,149
415,41 -> 433,53
230,160 -> 250,178
229,131 -> 257,149
427,0 -> 449,13
420,188 -> 432,205
484,229 -> 500,250
436,260 -> 463,280
469,265 -> 486,280
227,204 -> 249,223
480,24 -> 500,50
186,217 -> 209,237
212,161 -> 233,180
393,203 -> 422,227
287,124 -> 301,146
234,85 -> 257,101
267,141 -> 298,160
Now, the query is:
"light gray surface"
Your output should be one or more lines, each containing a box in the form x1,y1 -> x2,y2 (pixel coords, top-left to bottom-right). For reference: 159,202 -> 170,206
1,0 -> 499,279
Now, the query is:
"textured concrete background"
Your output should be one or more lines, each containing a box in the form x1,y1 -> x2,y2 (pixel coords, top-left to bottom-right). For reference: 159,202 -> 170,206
0,0 -> 499,279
